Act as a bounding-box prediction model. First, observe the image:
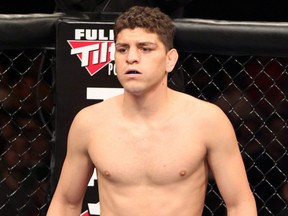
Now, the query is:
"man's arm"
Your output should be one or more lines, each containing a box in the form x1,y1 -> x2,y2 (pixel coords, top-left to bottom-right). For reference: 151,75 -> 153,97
47,110 -> 94,216
206,104 -> 257,216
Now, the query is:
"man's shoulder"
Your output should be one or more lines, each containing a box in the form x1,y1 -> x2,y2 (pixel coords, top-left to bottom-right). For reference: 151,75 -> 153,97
176,92 -> 228,123
177,92 -> 220,111
74,95 -> 122,124
191,97 -> 234,134
83,94 -> 121,111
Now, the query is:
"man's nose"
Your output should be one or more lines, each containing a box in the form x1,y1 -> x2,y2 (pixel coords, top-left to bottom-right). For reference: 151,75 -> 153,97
126,49 -> 139,64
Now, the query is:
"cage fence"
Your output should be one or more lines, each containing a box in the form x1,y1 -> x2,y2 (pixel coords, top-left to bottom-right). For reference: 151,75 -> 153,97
0,49 -> 55,215
169,53 -> 288,215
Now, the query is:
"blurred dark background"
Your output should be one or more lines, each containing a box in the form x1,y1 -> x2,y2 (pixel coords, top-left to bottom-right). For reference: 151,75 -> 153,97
1,0 -> 287,21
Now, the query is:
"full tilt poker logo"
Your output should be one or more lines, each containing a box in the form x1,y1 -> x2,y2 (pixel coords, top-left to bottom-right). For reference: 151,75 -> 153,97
68,28 -> 116,76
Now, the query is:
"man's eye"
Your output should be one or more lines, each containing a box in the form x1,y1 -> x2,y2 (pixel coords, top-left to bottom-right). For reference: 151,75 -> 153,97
141,47 -> 152,52
116,48 -> 127,53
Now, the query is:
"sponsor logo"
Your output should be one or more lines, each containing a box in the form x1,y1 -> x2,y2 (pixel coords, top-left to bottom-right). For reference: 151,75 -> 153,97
68,28 -> 115,76
81,210 -> 90,216
86,87 -> 123,100
80,203 -> 101,216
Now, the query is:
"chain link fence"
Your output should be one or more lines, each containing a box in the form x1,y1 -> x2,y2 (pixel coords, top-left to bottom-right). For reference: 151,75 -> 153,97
169,53 -> 288,215
0,49 -> 55,215
0,16 -> 287,216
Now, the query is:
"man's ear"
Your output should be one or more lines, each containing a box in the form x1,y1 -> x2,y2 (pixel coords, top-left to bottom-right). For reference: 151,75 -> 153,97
166,48 -> 179,73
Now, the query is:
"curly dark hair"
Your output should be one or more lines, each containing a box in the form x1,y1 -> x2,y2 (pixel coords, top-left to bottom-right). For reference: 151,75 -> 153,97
114,6 -> 176,51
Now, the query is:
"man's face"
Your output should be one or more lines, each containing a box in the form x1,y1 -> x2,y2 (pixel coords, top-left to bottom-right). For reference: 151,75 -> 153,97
115,27 -> 174,96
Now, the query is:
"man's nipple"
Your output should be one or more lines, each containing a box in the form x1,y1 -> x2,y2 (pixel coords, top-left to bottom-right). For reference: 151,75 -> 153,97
104,170 -> 111,178
179,169 -> 187,177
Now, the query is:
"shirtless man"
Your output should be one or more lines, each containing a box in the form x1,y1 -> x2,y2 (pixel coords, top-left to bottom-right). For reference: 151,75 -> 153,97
47,6 -> 257,216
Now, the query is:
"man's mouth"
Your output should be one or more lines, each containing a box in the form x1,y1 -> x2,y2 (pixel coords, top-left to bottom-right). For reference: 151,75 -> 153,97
126,70 -> 141,74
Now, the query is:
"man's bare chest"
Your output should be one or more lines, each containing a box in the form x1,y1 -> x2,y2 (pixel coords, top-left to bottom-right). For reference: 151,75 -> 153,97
88,123 -> 207,184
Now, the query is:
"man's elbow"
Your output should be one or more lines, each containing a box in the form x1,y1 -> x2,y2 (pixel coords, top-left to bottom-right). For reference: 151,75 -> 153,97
226,192 -> 257,215
47,196 -> 83,216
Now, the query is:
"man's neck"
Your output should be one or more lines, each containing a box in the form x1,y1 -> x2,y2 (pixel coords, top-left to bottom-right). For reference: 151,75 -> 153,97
121,87 -> 173,120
